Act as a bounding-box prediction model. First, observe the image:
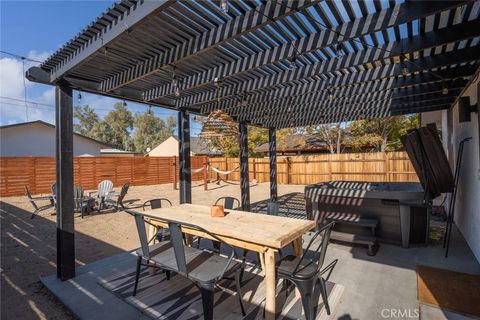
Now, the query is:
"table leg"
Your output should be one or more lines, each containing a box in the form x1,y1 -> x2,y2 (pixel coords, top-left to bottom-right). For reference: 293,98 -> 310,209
265,248 -> 276,320
258,253 -> 266,273
292,237 -> 303,256
185,234 -> 194,246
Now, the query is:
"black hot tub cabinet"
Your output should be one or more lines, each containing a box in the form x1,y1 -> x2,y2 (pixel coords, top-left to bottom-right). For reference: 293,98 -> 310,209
305,181 -> 429,248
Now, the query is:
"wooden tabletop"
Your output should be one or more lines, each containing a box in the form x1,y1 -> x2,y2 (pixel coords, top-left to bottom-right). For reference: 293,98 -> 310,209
138,204 -> 315,249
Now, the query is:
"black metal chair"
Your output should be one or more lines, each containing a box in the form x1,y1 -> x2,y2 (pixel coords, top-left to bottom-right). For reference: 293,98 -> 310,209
104,182 -> 130,211
142,198 -> 173,211
142,198 -> 173,241
252,200 -> 291,217
128,211 -> 246,320
24,185 -> 55,219
275,221 -> 336,319
214,196 -> 240,210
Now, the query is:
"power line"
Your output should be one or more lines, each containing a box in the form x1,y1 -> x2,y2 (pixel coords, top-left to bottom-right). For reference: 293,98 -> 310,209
0,50 -> 43,64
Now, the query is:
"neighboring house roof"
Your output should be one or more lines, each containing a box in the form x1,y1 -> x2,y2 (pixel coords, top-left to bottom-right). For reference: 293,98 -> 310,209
0,120 -> 113,148
100,148 -> 142,154
254,134 -> 353,153
148,136 -> 223,156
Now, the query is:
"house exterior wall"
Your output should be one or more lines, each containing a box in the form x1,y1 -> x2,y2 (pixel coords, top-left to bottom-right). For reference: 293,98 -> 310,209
438,75 -> 480,262
0,122 -> 107,157
148,136 -> 179,157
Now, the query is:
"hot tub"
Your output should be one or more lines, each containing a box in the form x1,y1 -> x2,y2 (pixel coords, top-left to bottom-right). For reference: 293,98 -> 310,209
305,181 -> 429,247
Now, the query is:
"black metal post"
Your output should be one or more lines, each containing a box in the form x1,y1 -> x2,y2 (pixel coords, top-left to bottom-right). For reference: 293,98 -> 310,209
269,127 -> 277,202
55,85 -> 75,280
178,109 -> 192,204
239,122 -> 250,211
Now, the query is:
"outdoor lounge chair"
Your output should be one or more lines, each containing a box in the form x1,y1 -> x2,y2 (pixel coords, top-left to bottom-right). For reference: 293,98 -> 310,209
103,182 -> 130,211
52,183 -> 95,218
73,185 -> 95,218
128,211 -> 246,320
89,180 -> 113,212
142,198 -> 173,241
24,185 -> 55,219
275,221 -> 336,319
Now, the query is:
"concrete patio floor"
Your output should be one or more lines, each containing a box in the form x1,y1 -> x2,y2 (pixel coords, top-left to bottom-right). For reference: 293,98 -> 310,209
2,182 -> 480,319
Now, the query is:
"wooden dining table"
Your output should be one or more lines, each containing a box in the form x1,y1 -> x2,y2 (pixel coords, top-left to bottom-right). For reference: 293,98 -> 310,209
140,203 -> 316,320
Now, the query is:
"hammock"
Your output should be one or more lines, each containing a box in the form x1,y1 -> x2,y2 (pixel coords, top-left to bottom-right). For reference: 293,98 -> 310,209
190,166 -> 206,174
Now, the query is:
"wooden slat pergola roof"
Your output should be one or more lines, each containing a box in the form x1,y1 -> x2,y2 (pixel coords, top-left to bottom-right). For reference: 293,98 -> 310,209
28,0 -> 480,128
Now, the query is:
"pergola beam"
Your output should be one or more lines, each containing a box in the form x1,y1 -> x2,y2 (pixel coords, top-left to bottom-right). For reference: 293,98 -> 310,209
101,0 -> 321,93
143,1 -> 465,102
223,47 -> 479,116
237,75 -> 469,122
260,95 -> 457,128
49,0 -> 173,82
179,19 -> 480,109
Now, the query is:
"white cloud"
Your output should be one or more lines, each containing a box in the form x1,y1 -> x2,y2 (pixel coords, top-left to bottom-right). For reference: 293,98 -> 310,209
0,51 -> 55,125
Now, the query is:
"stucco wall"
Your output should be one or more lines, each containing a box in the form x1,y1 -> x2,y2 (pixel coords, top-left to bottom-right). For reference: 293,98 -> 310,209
148,136 -> 179,157
0,122 -> 107,157
447,75 -> 480,262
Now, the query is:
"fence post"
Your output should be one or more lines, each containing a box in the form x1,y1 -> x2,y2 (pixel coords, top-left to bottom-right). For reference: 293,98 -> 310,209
225,157 -> 228,181
203,156 -> 208,191
172,156 -> 177,190
385,152 -> 390,182
286,157 -> 291,184
328,155 -> 333,182
252,158 -> 256,181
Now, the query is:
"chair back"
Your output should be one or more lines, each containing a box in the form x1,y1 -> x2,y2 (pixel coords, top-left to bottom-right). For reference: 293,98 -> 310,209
117,182 -> 130,204
215,197 -> 240,210
293,221 -> 335,276
51,183 -> 57,204
167,219 -> 236,280
98,180 -> 113,198
128,211 -> 152,260
142,198 -> 173,211
253,200 -> 290,216
24,185 -> 39,211
73,185 -> 84,211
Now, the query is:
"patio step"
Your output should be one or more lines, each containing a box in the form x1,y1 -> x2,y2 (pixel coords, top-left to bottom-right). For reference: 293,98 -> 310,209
330,231 -> 378,256
326,215 -> 378,228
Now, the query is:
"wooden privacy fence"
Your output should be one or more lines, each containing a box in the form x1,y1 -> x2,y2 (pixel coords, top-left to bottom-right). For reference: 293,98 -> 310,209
0,156 -> 206,197
1,152 -> 418,197
207,152 -> 418,185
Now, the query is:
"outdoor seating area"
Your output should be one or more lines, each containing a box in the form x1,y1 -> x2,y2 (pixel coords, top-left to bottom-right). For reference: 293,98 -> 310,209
26,180 -> 132,218
2,0 -> 479,319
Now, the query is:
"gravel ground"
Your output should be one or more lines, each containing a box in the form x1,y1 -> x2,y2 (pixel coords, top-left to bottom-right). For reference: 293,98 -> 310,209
0,182 -> 304,319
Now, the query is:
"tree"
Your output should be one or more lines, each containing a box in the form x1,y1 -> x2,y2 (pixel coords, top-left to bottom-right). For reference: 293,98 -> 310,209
133,111 -> 176,153
309,123 -> 348,154
73,105 -> 99,137
101,102 -> 134,150
348,115 -> 418,152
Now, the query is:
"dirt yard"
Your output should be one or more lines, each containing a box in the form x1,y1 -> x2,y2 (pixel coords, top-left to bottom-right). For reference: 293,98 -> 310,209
0,181 -> 304,320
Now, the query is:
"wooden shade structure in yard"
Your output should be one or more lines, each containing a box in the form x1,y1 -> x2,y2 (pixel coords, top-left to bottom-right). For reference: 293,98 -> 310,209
25,1 -> 480,313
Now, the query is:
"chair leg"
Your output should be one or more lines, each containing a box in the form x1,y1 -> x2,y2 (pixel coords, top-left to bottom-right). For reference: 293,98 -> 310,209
199,283 -> 215,320
295,279 -> 316,320
319,277 -> 330,315
165,270 -> 171,280
235,270 -> 246,316
133,256 -> 142,296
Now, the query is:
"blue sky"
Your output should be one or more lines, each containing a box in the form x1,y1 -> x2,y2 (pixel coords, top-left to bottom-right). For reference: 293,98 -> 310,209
0,0 -> 200,134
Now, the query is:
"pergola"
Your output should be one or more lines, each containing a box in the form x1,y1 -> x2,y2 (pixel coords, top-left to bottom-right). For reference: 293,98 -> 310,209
26,0 -> 479,282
